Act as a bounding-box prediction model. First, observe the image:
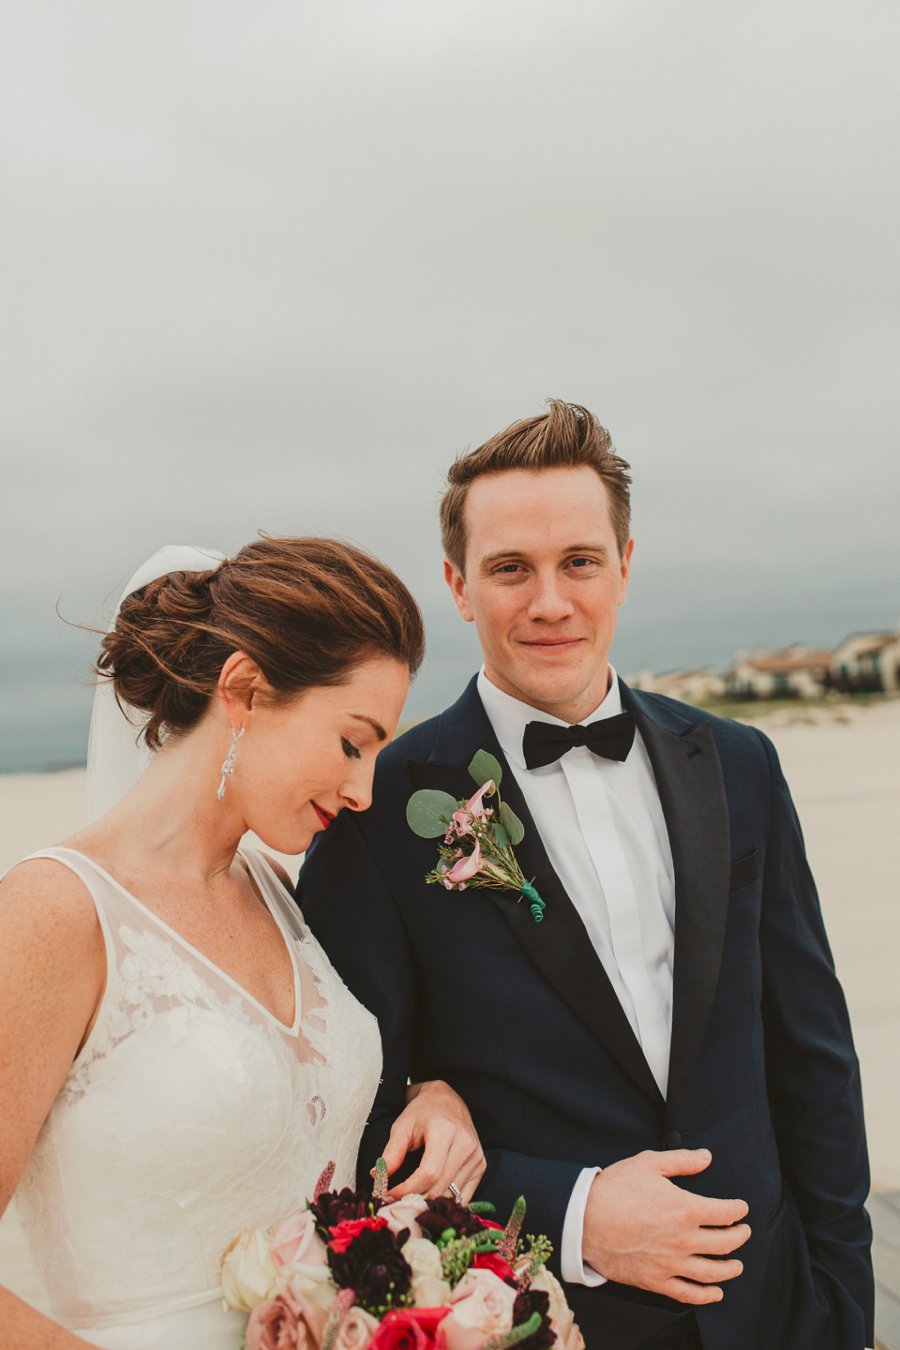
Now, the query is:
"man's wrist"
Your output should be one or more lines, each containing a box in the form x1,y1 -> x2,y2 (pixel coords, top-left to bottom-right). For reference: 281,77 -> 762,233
560,1166 -> 608,1286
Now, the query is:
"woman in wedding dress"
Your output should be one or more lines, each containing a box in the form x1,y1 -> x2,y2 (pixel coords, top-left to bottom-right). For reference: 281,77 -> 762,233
0,537 -> 485,1349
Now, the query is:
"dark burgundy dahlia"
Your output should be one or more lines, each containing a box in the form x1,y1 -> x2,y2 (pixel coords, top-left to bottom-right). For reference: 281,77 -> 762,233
417,1196 -> 487,1241
309,1185 -> 371,1235
327,1226 -> 413,1314
512,1289 -> 555,1349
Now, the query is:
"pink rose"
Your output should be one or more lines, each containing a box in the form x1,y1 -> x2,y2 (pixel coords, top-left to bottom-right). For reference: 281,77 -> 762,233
270,1209 -> 328,1268
332,1305 -> 380,1348
246,1286 -> 323,1350
376,1194 -> 430,1241
436,1268 -> 517,1350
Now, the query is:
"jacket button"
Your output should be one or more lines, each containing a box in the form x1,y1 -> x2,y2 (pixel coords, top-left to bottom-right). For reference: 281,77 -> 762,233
662,1129 -> 682,1149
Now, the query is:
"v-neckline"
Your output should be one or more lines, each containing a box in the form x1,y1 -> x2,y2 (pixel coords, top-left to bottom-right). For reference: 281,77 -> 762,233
55,846 -> 303,1036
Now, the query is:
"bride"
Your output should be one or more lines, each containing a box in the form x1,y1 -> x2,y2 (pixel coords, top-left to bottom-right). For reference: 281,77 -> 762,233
0,537 -> 485,1349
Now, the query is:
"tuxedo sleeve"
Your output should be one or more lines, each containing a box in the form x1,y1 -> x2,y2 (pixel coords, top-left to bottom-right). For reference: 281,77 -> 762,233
754,729 -> 874,1346
297,806 -> 588,1267
296,807 -> 415,1174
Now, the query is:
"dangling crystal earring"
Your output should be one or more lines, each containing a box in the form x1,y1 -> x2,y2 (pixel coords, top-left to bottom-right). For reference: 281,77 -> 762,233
216,726 -> 245,801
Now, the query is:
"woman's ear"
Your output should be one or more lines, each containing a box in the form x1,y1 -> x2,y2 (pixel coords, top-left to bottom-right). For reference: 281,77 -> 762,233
217,650 -> 265,724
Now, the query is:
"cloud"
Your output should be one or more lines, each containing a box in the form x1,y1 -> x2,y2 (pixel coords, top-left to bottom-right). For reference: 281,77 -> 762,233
2,0 -> 898,768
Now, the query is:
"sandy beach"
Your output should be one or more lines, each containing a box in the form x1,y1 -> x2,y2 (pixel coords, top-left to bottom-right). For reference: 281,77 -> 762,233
2,697 -> 899,1307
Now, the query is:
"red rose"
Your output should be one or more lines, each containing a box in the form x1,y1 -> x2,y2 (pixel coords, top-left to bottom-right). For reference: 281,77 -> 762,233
369,1307 -> 448,1349
471,1252 -> 516,1285
328,1217 -> 388,1254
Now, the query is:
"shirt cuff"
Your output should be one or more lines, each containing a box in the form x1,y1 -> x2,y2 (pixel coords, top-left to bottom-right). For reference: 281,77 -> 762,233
560,1166 -> 607,1286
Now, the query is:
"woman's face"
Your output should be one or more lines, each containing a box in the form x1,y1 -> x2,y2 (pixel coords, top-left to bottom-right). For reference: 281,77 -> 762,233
233,654 -> 410,854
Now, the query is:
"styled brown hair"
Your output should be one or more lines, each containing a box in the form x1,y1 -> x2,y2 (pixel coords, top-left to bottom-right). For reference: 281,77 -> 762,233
97,536 -> 425,750
440,399 -> 632,573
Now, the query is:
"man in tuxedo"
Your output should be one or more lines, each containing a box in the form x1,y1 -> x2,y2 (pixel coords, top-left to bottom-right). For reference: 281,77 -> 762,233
298,401 -> 873,1349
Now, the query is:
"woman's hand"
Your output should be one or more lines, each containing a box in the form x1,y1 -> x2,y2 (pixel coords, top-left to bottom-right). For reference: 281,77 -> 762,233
378,1080 -> 486,1202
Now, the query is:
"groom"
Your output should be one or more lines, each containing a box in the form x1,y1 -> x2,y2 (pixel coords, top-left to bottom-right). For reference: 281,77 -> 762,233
298,401 -> 873,1349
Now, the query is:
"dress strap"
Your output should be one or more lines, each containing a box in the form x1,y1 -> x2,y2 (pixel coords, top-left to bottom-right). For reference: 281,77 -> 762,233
7,848 -> 117,953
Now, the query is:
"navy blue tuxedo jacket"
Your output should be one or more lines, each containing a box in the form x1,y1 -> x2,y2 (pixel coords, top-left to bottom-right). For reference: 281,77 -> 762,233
297,678 -> 873,1350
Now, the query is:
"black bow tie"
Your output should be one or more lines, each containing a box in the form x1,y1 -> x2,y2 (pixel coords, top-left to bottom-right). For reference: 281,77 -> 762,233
522,711 -> 636,770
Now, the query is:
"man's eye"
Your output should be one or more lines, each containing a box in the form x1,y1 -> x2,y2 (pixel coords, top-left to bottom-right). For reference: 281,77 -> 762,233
341,737 -> 361,760
569,556 -> 597,569
494,563 -> 523,576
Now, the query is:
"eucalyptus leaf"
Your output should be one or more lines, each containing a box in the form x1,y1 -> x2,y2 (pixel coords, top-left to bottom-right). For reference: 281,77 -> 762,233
406,789 -> 460,838
468,748 -> 503,790
492,822 -> 510,849
499,801 -> 525,845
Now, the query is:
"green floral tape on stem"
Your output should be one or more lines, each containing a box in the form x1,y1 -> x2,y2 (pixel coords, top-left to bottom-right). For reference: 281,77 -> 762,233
520,881 -> 546,925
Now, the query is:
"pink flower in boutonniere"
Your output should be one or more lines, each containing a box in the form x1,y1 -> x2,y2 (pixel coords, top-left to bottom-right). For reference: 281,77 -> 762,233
406,751 -> 547,925
441,840 -> 482,888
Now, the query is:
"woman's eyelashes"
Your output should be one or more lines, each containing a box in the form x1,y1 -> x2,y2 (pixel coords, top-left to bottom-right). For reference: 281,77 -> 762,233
341,736 -> 361,760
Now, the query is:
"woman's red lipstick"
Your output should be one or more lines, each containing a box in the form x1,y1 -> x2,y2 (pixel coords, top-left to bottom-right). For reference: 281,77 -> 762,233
311,802 -> 335,830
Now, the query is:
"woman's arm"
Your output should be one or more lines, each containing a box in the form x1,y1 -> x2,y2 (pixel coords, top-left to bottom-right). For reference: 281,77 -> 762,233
0,860 -> 107,1348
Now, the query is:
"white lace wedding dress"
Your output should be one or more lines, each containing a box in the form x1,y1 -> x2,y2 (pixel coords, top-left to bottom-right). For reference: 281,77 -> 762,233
11,845 -> 382,1349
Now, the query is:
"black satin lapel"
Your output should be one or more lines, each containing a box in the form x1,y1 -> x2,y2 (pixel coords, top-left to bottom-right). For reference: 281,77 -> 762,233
634,711 -> 731,1112
411,727 -> 663,1106
492,763 -> 664,1106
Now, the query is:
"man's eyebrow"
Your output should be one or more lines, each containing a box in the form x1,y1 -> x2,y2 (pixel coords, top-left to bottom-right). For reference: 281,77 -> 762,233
350,714 -> 388,742
480,543 -> 610,567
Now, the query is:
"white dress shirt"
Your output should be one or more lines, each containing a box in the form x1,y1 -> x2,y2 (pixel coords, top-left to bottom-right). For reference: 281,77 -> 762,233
477,667 -> 677,1284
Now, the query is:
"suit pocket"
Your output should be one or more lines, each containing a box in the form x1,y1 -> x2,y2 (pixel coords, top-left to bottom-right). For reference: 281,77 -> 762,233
729,848 -> 759,892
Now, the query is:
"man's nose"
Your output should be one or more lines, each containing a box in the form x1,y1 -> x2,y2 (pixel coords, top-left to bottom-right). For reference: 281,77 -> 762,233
526,573 -> 574,623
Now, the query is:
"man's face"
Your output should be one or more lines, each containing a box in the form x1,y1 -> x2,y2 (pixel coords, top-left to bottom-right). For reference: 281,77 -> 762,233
444,465 -> 633,723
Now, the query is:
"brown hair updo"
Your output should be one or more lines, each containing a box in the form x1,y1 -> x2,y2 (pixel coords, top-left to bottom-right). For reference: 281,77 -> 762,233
96,537 -> 425,750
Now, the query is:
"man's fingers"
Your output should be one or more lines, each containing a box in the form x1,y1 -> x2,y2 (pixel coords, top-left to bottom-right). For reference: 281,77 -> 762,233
681,1256 -> 744,1285
696,1222 -> 752,1255
691,1196 -> 750,1228
662,1278 -> 725,1306
656,1147 -> 713,1178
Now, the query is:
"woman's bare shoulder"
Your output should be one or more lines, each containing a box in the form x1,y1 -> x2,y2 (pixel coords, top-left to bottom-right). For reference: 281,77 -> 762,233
0,854 -> 104,960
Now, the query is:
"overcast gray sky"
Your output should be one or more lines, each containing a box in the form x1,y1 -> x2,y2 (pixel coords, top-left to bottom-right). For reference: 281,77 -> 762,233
2,0 -> 898,771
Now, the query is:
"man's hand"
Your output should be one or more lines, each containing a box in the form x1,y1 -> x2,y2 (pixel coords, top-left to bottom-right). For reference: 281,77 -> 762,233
375,1079 -> 486,1201
583,1149 -> 751,1305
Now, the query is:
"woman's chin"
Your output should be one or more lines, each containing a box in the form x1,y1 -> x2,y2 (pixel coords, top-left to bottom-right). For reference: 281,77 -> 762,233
249,824 -> 315,858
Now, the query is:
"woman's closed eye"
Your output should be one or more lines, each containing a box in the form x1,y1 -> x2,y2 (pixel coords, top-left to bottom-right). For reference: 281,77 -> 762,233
341,737 -> 361,760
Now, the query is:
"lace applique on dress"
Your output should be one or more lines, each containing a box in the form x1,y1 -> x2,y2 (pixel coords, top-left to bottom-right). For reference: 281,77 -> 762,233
12,846 -> 382,1336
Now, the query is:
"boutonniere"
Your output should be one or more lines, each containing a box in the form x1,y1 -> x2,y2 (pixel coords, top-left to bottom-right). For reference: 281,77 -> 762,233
406,749 -> 547,924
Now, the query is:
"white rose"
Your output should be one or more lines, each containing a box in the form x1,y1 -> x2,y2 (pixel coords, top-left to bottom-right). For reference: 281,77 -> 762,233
412,1273 -> 453,1307
221,1226 -> 279,1312
401,1236 -> 451,1308
530,1267 -> 584,1350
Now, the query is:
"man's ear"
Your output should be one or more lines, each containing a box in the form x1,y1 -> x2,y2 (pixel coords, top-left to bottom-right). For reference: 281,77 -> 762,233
617,537 -> 635,605
443,559 -> 474,623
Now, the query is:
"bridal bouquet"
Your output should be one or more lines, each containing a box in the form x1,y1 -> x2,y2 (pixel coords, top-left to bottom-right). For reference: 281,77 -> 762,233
221,1161 -> 583,1349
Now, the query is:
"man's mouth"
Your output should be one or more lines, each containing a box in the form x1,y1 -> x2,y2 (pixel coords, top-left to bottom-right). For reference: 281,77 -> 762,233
519,637 -> 584,650
311,802 -> 336,830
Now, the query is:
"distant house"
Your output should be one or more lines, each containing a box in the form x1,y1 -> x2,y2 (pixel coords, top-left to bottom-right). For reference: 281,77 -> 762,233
723,646 -> 832,699
629,667 -> 725,704
830,629 -> 900,693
